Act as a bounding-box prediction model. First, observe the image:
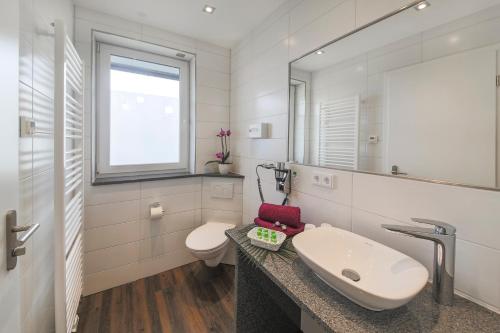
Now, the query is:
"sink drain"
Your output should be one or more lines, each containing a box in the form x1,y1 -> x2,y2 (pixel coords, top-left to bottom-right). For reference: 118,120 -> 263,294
342,269 -> 360,282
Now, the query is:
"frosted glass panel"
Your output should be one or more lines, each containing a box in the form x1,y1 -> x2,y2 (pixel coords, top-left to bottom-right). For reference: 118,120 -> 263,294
109,56 -> 180,166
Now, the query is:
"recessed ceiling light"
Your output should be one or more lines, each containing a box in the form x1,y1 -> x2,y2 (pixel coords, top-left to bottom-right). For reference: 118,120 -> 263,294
316,50 -> 324,55
414,1 -> 430,11
203,5 -> 215,14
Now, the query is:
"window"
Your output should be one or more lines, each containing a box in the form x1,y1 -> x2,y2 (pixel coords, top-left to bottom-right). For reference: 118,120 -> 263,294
95,42 -> 190,178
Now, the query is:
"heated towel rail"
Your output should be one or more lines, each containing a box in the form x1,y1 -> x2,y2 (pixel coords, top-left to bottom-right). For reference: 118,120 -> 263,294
54,19 -> 84,333
318,96 -> 359,170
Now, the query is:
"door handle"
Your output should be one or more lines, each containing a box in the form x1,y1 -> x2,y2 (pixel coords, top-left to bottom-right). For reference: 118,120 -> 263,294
12,222 -> 40,246
5,210 -> 40,270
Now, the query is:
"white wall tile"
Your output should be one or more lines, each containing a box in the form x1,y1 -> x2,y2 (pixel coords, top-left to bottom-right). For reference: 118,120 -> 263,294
230,0 -> 500,313
32,17 -> 54,98
455,240 -> 500,309
85,241 -> 140,274
201,193 -> 243,212
139,249 -> 197,281
289,191 -> 352,230
85,220 -> 142,251
291,164 -> 353,206
20,0 -> 33,87
85,182 -> 141,205
196,50 -> 231,74
289,0 -> 347,35
352,173 -> 500,250
355,0 -> 414,27
19,83 -> 33,180
83,262 -> 140,296
202,209 -> 242,225
85,200 -> 140,229
141,209 -> 202,239
140,191 -> 202,218
75,7 -> 141,33
197,85 -> 230,106
288,0 -> 356,61
140,177 -> 201,198
139,229 -> 192,259
196,121 -> 230,139
197,67 -> 230,90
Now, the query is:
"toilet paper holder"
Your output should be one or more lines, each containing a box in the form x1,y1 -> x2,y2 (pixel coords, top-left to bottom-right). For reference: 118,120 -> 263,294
149,202 -> 165,220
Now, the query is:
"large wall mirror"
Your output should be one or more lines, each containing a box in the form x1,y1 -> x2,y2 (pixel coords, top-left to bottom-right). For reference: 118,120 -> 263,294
289,0 -> 500,190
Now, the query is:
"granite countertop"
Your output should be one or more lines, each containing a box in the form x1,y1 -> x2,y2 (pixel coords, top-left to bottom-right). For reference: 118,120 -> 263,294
226,225 -> 500,333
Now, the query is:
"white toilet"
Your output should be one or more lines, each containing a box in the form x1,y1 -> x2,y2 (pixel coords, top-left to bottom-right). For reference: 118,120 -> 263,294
185,222 -> 236,267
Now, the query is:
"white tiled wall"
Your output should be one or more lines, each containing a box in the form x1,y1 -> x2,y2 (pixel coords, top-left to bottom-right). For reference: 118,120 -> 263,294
231,0 -> 500,313
74,6 -> 231,174
74,7 -> 241,295
83,176 -> 242,295
18,0 -> 73,332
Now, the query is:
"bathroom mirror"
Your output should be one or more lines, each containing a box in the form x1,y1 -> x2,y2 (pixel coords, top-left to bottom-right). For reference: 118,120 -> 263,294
288,0 -> 500,190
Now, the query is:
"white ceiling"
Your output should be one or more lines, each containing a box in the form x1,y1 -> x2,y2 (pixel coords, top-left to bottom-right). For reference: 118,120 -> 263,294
74,0 -> 289,48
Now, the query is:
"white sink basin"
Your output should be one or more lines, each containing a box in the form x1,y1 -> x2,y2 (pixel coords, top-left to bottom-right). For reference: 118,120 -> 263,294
292,227 -> 428,311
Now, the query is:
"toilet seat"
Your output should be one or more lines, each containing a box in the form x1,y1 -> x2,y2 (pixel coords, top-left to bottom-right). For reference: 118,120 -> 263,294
186,222 -> 235,252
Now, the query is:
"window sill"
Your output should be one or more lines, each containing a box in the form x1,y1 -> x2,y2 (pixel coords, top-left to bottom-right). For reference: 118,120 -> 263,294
92,172 -> 244,186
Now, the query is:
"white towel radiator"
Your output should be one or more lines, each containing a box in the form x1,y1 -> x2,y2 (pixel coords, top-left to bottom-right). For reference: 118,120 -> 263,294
54,19 -> 85,333
318,96 -> 359,170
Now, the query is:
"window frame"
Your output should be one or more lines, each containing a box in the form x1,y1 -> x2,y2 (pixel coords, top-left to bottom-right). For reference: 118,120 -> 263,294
95,42 -> 190,178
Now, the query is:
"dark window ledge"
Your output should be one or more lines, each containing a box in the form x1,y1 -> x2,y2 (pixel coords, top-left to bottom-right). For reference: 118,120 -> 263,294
92,172 -> 244,186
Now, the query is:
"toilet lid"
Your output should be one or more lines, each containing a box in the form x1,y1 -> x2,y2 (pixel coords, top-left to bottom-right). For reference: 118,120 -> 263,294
186,222 -> 236,252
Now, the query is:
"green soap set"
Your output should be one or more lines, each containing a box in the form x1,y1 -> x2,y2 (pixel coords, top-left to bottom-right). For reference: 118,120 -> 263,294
247,227 -> 286,251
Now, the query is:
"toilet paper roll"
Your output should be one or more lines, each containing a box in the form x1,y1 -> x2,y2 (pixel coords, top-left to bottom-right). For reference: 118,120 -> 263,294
304,224 -> 316,230
320,223 -> 333,228
150,204 -> 164,220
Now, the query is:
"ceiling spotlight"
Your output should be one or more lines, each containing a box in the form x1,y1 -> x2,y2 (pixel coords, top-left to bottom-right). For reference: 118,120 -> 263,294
203,5 -> 215,14
414,1 -> 430,11
316,50 -> 324,55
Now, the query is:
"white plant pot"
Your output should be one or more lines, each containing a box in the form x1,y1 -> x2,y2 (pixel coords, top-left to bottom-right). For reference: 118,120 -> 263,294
218,163 -> 231,175
204,162 -> 219,173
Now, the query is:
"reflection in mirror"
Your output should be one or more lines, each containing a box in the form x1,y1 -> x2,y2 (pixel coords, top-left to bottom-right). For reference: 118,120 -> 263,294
289,0 -> 500,189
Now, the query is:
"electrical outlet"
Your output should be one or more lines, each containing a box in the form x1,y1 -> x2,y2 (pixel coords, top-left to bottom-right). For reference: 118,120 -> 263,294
312,173 -> 321,186
312,172 -> 334,188
321,174 -> 334,188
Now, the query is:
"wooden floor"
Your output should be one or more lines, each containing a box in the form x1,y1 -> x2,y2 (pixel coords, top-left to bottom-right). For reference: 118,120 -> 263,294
77,261 -> 235,333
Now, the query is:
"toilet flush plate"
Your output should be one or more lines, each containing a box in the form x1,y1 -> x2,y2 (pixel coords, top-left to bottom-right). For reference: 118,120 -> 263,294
210,183 -> 234,199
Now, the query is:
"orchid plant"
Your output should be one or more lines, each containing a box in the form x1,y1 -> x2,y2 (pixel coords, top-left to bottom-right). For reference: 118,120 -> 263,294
205,128 -> 231,165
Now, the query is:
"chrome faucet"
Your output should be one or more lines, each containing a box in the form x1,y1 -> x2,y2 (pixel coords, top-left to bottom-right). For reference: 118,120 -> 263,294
381,218 -> 456,306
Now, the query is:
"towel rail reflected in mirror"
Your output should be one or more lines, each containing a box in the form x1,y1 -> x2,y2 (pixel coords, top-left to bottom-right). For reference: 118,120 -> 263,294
288,0 -> 500,191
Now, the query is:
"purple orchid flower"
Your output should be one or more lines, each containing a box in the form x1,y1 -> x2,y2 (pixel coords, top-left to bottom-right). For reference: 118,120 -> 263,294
217,128 -> 226,137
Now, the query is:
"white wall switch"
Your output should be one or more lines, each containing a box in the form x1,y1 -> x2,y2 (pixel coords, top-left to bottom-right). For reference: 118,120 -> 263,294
368,135 -> 379,143
210,183 -> 234,199
248,123 -> 269,138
